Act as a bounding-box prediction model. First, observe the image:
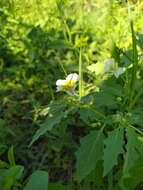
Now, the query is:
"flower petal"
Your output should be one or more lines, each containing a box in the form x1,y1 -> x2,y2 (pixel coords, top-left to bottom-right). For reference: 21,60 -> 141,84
114,67 -> 126,78
56,86 -> 62,92
66,73 -> 79,82
104,58 -> 115,72
56,79 -> 67,86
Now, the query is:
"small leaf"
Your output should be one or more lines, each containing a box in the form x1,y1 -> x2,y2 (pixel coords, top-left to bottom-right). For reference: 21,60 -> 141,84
103,127 -> 124,176
8,146 -> 15,166
23,170 -> 48,190
3,165 -> 24,190
0,160 -> 9,169
30,112 -> 65,146
75,127 -> 104,181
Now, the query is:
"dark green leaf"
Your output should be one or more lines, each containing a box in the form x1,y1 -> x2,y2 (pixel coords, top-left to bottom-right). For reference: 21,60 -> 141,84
75,127 -> 104,181
103,127 -> 124,176
123,157 -> 143,190
48,183 -> 69,190
30,112 -> 65,146
123,127 -> 143,175
79,108 -> 96,124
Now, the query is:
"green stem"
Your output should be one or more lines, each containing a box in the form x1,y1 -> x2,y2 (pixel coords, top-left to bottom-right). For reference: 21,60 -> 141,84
130,125 -> 143,136
56,1 -> 72,44
128,20 -> 138,110
128,89 -> 143,109
79,47 -> 83,99
58,60 -> 67,77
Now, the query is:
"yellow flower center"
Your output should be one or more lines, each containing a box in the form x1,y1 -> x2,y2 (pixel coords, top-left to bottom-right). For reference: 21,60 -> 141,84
62,80 -> 76,91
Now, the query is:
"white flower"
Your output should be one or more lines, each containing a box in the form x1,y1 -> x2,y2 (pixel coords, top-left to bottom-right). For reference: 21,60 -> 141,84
104,58 -> 126,78
104,58 -> 115,73
56,73 -> 79,95
140,55 -> 143,61
114,67 -> 126,78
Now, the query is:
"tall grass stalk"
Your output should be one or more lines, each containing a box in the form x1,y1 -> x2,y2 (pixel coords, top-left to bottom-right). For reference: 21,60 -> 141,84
128,20 -> 138,110
56,0 -> 72,44
79,47 -> 83,99
126,2 -> 138,110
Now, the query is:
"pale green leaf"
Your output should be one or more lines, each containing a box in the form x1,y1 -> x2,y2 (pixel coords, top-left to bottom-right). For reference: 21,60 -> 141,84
23,170 -> 48,190
8,146 -> 15,166
3,165 -> 24,190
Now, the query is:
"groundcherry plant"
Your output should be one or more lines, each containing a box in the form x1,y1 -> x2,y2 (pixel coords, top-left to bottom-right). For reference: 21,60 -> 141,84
29,18 -> 143,190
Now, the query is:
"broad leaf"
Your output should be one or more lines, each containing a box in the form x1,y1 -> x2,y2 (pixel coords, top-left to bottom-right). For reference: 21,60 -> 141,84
103,127 -> 124,176
122,157 -> 143,190
23,170 -> 48,190
79,108 -> 97,124
100,79 -> 123,97
93,92 -> 116,108
86,160 -> 103,187
76,128 -> 104,181
123,127 -> 143,174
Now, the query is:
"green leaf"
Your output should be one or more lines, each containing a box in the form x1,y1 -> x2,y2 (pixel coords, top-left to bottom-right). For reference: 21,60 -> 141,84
123,157 -> 143,190
79,108 -> 96,124
48,183 -> 69,190
126,108 -> 143,127
86,160 -> 103,187
103,127 -> 124,176
0,169 -> 6,190
23,170 -> 48,190
136,32 -> 143,50
8,146 -> 15,166
123,127 -> 143,175
130,21 -> 138,68
3,165 -> 24,190
30,112 -> 65,146
47,40 -> 71,49
75,127 -> 104,181
0,144 -> 7,155
100,79 -> 123,97
0,161 -> 9,169
93,92 -> 116,108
